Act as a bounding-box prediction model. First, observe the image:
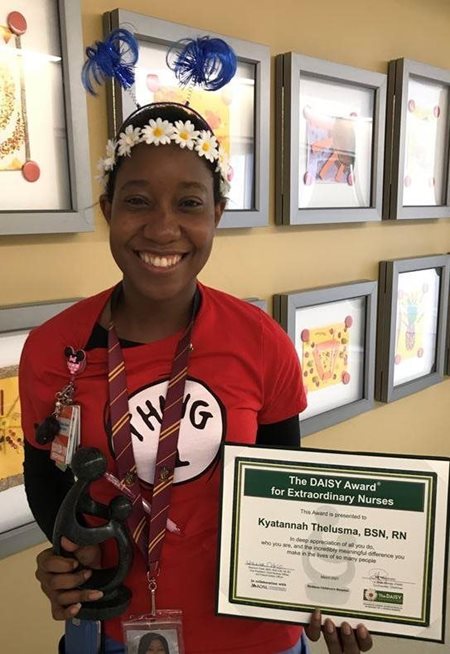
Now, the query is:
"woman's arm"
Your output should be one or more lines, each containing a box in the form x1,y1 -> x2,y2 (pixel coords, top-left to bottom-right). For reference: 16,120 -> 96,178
23,440 -> 74,541
256,415 -> 301,447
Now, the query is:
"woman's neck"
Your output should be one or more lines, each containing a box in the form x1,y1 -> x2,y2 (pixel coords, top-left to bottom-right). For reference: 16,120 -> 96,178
105,282 -> 197,344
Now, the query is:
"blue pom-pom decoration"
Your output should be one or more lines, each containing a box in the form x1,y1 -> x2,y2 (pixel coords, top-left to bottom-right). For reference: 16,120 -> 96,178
82,28 -> 139,95
166,37 -> 237,91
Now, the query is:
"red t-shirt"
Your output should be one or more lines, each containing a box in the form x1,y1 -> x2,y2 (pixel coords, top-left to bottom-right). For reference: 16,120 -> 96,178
20,284 -> 307,653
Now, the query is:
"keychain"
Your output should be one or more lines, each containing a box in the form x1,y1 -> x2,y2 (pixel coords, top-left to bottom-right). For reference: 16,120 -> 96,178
35,347 -> 86,457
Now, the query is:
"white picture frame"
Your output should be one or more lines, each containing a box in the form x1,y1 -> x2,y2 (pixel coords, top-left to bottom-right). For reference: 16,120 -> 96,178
0,299 -> 77,558
0,0 -> 93,235
274,281 -> 377,436
103,9 -> 270,229
276,52 -> 386,224
375,255 -> 450,402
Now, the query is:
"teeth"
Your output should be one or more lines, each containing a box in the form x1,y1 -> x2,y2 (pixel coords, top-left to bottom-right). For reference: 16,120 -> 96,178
139,252 -> 182,268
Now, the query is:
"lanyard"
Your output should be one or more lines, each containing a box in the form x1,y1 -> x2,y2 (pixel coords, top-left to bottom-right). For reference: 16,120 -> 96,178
107,288 -> 198,612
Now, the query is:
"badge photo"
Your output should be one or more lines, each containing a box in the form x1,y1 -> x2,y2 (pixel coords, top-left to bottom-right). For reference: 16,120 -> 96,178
123,611 -> 184,654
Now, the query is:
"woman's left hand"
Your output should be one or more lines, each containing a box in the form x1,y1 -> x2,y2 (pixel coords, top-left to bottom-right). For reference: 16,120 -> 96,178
305,610 -> 373,653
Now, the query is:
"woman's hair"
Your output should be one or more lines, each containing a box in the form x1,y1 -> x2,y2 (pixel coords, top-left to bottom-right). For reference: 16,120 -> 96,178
137,631 -> 170,654
105,102 -> 223,204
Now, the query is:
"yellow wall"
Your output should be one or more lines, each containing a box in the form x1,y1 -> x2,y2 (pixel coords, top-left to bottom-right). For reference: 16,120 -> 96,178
1,0 -> 450,652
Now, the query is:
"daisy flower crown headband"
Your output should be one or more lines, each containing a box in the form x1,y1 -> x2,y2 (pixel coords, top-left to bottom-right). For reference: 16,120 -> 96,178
97,114 -> 231,196
82,29 -> 237,196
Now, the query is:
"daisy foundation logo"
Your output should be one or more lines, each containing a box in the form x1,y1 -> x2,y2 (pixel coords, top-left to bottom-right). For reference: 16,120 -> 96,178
364,589 -> 403,605
364,589 -> 378,601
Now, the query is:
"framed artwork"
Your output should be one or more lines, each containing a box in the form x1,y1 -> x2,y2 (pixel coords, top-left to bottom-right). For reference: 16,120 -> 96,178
0,1 -> 92,235
447,269 -> 450,375
245,297 -> 268,312
375,255 -> 450,403
274,281 -> 377,435
384,59 -> 450,220
275,52 -> 386,225
103,9 -> 270,229
0,299 -> 77,558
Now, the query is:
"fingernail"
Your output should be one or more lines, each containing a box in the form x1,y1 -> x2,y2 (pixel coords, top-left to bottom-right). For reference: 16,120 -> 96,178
358,625 -> 368,638
83,570 -> 92,581
325,619 -> 334,634
88,590 -> 103,600
69,603 -> 81,616
313,608 -> 321,620
71,560 -> 79,569
342,623 -> 352,636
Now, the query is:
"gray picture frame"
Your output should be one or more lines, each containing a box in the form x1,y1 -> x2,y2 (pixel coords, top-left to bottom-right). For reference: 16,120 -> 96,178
447,260 -> 450,375
274,281 -> 377,436
384,59 -> 450,220
275,52 -> 386,225
0,0 -> 93,235
103,9 -> 270,229
0,298 -> 78,558
375,255 -> 450,403
245,297 -> 268,312
446,300 -> 450,376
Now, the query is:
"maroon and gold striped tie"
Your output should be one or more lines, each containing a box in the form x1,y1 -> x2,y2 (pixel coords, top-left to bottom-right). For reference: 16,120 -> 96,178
108,323 -> 147,558
107,308 -> 195,564
147,326 -> 193,569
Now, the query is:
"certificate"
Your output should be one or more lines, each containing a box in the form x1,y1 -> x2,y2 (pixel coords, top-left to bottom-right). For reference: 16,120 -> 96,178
217,444 -> 450,642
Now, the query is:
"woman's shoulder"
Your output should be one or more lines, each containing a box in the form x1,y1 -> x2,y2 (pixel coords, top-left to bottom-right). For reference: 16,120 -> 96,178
23,287 -> 114,356
200,284 -> 287,339
200,284 -> 267,321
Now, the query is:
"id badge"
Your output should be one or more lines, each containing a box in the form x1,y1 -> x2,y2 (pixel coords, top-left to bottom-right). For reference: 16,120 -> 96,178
123,610 -> 184,654
50,404 -> 81,470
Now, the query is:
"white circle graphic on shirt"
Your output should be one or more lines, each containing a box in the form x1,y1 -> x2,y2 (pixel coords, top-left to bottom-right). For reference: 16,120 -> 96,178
127,378 -> 225,485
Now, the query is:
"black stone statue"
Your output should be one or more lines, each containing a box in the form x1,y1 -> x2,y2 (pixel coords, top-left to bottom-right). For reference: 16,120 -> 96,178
53,447 -> 133,620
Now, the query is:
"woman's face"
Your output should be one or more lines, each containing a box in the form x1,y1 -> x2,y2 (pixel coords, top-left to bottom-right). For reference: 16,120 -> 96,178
101,142 -> 225,305
146,638 -> 167,653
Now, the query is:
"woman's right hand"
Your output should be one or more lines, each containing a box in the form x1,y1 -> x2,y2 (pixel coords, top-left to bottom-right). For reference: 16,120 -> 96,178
35,536 -> 103,620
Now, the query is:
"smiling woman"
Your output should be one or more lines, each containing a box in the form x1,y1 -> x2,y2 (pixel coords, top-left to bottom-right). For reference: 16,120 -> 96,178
18,27 -> 371,654
98,103 -> 226,342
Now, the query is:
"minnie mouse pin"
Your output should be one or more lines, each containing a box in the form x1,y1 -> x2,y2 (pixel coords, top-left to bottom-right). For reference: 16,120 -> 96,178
64,346 -> 87,377
35,346 -> 87,446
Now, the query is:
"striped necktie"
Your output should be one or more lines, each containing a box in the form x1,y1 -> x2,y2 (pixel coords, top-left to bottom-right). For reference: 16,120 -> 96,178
107,297 -> 196,563
108,323 -> 147,557
147,325 -> 193,569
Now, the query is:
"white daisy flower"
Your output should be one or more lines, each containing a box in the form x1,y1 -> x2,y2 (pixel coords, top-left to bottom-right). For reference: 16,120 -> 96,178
117,125 -> 141,156
103,139 -> 116,170
95,160 -> 108,188
172,120 -> 199,150
364,589 -> 378,601
215,148 -> 231,196
195,131 -> 219,162
216,148 -> 230,177
96,158 -> 106,174
141,118 -> 174,146
96,175 -> 108,189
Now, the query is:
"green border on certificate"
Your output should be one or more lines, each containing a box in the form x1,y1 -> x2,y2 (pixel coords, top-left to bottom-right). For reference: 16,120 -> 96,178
217,445 -> 450,643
